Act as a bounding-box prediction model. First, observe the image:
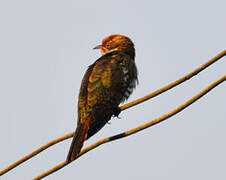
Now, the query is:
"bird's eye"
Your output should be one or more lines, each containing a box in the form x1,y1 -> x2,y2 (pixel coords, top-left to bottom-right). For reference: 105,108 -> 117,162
106,43 -> 110,48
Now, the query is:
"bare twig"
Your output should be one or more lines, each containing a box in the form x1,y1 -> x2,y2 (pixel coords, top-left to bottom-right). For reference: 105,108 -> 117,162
0,133 -> 74,176
120,50 -> 226,111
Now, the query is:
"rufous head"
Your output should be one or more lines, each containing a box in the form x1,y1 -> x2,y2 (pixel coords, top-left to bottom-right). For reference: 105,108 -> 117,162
94,34 -> 135,59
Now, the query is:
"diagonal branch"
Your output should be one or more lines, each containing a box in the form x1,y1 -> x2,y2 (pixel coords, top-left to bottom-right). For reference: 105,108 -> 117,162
0,133 -> 74,176
120,50 -> 226,111
0,50 -> 225,177
33,75 -> 226,180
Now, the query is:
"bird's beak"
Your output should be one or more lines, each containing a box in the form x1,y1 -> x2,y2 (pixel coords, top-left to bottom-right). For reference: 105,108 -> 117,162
93,45 -> 102,50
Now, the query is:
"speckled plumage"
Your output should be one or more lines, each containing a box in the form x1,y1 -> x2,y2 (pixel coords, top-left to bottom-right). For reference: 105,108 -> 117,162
67,35 -> 138,162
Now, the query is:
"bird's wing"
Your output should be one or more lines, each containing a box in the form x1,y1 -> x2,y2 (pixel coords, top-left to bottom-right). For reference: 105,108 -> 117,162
87,53 -> 126,108
66,63 -> 94,162
85,52 -> 128,138
67,53 -> 121,162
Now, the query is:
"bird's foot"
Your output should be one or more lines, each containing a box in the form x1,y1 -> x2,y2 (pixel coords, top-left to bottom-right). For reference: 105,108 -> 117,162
113,107 -> 121,119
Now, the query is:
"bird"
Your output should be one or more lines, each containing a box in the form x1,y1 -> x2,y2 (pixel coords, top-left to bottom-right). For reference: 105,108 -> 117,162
67,34 -> 138,162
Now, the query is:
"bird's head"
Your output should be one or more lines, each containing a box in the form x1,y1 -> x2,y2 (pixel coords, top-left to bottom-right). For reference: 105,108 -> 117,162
94,34 -> 135,59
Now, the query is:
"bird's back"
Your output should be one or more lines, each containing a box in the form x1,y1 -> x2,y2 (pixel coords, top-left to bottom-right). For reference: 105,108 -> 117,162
78,51 -> 138,139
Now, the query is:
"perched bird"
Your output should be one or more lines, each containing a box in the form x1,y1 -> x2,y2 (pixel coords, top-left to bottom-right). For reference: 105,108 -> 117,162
67,34 -> 138,162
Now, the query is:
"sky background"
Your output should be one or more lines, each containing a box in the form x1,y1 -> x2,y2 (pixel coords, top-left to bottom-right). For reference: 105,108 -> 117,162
0,0 -> 226,179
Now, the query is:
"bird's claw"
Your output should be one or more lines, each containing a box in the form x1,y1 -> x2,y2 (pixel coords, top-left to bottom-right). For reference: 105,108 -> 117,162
113,107 -> 122,118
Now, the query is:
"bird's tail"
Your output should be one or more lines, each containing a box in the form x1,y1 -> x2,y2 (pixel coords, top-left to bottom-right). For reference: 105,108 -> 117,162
67,116 -> 91,162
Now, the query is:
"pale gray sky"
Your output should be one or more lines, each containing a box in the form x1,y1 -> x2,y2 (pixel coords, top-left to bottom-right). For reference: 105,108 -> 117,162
0,0 -> 226,179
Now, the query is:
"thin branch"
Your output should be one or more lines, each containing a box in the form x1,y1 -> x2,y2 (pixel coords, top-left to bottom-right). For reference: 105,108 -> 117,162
0,133 -> 74,176
33,75 -> 226,180
0,50 -> 225,177
121,50 -> 226,111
